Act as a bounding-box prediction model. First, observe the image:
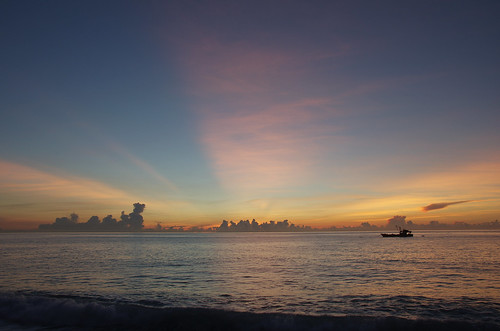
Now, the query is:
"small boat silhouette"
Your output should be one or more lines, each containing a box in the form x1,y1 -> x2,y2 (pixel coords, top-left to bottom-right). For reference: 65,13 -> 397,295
381,226 -> 413,237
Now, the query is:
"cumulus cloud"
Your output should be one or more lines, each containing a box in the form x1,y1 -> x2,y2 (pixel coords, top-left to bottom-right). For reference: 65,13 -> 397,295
38,203 -> 146,231
217,219 -> 311,232
386,215 -> 408,229
421,200 -> 471,212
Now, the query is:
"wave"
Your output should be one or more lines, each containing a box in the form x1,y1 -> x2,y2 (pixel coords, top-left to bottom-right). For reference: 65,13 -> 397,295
0,293 -> 498,331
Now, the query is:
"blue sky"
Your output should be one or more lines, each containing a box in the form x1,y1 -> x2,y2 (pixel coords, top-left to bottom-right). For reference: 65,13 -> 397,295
1,1 -> 499,229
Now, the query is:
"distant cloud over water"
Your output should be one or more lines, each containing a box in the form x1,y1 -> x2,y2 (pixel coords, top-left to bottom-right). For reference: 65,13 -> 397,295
38,203 -> 146,231
422,200 -> 471,212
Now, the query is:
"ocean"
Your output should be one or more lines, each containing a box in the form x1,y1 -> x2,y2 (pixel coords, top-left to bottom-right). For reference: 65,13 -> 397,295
0,231 -> 499,330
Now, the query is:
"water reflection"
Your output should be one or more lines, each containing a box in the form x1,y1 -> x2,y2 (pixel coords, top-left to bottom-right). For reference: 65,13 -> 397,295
1,231 -> 499,315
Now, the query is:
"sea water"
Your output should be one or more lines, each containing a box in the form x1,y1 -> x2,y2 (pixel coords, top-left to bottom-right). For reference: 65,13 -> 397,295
0,231 -> 499,330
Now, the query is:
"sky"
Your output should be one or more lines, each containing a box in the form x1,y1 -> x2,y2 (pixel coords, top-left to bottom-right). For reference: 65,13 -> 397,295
1,1 -> 499,230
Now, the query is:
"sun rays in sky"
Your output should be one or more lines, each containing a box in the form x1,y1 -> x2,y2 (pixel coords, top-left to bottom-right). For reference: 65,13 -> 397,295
1,1 -> 499,229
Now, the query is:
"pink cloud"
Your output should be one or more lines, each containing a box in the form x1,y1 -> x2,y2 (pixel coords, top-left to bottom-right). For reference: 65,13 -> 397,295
177,38 -> 292,94
200,98 -> 342,192
169,33 -> 351,193
175,34 -> 348,97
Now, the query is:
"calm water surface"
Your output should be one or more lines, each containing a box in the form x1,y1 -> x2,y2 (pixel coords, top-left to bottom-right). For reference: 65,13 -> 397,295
1,231 -> 499,326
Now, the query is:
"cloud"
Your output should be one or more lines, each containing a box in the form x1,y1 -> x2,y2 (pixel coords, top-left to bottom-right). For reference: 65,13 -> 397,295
200,98 -> 341,192
0,159 -> 133,201
105,141 -> 178,192
169,31 -> 350,195
39,203 -> 146,231
216,219 -> 311,232
422,200 -> 471,212
0,159 -> 148,227
393,158 -> 500,195
386,215 -> 408,228
0,159 -> 207,229
174,32 -> 349,97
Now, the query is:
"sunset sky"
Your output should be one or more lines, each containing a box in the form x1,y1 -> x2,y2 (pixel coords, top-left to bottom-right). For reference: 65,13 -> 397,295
1,1 -> 499,229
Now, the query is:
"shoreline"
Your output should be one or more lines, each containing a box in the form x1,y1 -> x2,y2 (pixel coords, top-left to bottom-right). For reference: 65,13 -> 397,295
1,292 -> 498,331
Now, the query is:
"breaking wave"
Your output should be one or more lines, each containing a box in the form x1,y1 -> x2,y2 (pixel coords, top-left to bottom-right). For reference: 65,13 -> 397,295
1,293 -> 498,331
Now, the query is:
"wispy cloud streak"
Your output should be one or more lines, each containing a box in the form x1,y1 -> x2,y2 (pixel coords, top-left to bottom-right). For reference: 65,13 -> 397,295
422,200 -> 472,212
106,141 -> 178,192
0,159 -> 133,201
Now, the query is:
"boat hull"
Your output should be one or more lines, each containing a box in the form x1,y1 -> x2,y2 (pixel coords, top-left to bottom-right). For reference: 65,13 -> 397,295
381,233 -> 413,237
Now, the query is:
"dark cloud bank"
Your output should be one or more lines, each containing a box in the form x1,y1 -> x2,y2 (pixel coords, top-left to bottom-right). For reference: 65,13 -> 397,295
214,216 -> 500,232
216,219 -> 312,232
36,203 -> 499,232
330,215 -> 500,231
38,203 -> 146,232
214,216 -> 499,232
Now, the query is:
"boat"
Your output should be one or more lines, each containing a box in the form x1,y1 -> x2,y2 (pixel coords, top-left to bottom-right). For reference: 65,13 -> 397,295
381,226 -> 413,237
